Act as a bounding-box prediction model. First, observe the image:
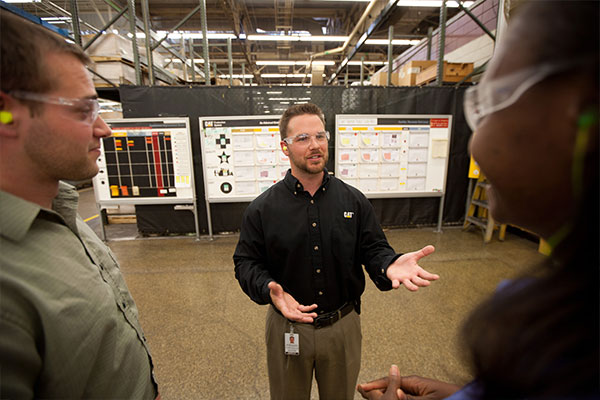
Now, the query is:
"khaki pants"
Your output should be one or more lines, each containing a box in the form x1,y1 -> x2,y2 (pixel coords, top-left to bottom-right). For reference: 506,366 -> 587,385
265,305 -> 362,400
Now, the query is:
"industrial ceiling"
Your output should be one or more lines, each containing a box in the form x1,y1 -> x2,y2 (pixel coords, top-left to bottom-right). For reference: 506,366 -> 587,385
9,0 -> 469,86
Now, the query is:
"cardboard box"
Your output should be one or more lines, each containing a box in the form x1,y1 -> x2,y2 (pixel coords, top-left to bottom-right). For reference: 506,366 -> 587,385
416,62 -> 474,85
91,60 -> 148,86
85,33 -> 173,85
370,68 -> 399,86
396,60 -> 437,86
84,33 -> 134,60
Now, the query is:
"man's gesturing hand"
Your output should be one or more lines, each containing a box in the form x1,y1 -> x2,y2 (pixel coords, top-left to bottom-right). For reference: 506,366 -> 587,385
268,281 -> 318,323
386,245 -> 439,291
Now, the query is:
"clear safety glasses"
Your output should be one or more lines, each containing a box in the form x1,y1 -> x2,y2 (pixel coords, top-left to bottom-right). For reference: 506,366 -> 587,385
10,90 -> 100,125
463,59 -> 593,131
283,130 -> 330,145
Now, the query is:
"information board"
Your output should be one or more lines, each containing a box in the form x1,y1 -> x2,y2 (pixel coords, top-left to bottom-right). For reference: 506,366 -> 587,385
200,115 -> 286,202
335,114 -> 452,198
93,118 -> 195,205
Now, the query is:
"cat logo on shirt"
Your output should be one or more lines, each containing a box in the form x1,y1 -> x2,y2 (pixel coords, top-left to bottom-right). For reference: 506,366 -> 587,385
343,211 -> 354,219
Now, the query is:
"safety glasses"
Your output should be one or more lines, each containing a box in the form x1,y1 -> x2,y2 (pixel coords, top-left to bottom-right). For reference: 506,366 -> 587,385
464,58 -> 593,131
10,90 -> 100,125
283,131 -> 330,145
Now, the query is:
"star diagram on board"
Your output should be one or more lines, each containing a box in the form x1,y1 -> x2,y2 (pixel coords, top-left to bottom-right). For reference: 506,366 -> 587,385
216,134 -> 230,149
218,151 -> 231,164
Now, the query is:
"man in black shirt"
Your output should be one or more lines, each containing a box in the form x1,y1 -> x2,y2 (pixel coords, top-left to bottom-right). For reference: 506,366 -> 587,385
234,103 -> 439,399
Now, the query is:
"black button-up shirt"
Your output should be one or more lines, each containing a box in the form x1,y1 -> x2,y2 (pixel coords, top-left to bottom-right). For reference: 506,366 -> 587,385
234,169 -> 400,314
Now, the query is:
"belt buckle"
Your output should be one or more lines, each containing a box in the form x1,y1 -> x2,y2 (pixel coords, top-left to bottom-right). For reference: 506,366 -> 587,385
313,309 -> 342,329
313,317 -> 324,329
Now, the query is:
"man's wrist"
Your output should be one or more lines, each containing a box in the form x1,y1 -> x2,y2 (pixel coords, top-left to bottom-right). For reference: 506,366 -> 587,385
262,279 -> 274,303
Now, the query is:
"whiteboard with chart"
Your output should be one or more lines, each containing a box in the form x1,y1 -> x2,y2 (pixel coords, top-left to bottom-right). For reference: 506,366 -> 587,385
335,114 -> 452,198
200,115 -> 286,202
93,117 -> 195,205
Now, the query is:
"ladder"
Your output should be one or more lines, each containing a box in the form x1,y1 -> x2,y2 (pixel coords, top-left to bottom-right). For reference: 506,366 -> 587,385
463,174 -> 507,243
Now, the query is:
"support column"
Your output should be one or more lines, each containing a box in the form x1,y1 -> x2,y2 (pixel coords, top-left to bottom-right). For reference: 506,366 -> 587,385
427,26 -> 433,60
199,0 -> 211,85
360,56 -> 364,86
227,37 -> 233,86
69,0 -> 82,47
189,38 -> 196,82
127,0 -> 142,85
436,0 -> 447,86
141,0 -> 154,85
387,25 -> 393,86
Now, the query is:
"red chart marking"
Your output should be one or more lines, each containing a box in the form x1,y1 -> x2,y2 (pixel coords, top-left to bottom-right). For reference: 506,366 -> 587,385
151,132 -> 164,196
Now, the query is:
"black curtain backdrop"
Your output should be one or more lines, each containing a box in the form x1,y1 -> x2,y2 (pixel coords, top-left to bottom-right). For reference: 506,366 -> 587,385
119,85 -> 472,235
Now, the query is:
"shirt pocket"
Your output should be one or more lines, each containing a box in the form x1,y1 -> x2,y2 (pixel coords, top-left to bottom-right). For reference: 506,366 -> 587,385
331,212 -> 358,255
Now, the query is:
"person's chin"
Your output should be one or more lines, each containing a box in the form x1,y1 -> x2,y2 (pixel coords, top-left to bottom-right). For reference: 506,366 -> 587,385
307,162 -> 325,174
79,162 -> 100,180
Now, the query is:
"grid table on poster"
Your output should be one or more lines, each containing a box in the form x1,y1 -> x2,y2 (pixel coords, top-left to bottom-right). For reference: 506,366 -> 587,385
335,114 -> 452,199
200,115 -> 287,203
92,118 -> 198,238
200,115 -> 288,239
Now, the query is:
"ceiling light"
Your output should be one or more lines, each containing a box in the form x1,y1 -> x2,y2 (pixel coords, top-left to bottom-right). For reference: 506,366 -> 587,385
299,36 -> 348,42
261,73 -> 309,78
41,17 -> 71,22
157,31 -> 237,40
218,74 -> 254,79
364,39 -> 421,45
347,61 -> 388,65
256,60 -> 335,66
397,0 -> 474,7
165,59 -> 205,64
247,34 -> 347,42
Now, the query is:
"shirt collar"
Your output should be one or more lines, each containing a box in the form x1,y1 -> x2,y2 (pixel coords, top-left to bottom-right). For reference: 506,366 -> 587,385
283,168 -> 331,194
0,181 -> 79,242
0,190 -> 41,242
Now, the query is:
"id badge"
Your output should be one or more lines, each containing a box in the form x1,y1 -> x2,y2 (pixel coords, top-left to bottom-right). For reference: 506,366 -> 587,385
284,325 -> 299,356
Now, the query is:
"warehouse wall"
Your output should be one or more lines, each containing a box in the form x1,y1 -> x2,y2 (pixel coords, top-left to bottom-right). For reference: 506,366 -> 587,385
119,85 -> 471,235
382,0 -> 499,77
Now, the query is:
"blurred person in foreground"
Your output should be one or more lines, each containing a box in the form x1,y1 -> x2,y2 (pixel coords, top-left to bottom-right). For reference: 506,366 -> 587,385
357,1 -> 599,399
0,10 -> 158,398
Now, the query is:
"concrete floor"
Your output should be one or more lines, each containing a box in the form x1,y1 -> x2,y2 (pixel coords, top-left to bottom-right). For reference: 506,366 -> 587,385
78,187 -> 545,400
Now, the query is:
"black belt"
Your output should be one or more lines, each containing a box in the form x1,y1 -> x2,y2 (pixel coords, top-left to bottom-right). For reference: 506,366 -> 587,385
312,302 -> 355,329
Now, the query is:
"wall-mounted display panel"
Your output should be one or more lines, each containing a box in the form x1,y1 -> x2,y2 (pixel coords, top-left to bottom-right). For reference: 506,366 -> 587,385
93,118 -> 195,205
335,115 -> 452,198
200,116 -> 285,203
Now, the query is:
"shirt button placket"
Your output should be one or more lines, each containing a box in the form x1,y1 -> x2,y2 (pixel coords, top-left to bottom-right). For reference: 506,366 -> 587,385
308,196 -> 325,304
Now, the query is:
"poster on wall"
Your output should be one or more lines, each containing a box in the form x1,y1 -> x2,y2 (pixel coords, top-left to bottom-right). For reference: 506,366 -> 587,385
93,118 -> 195,205
335,114 -> 452,198
200,116 -> 286,202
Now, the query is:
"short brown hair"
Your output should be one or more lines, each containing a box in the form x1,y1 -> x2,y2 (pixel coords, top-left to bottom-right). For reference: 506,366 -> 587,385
0,10 -> 91,95
279,103 -> 325,140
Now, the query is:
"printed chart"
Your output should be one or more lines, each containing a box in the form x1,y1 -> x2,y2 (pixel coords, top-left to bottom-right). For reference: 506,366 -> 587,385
200,116 -> 285,202
335,115 -> 452,198
93,118 -> 194,205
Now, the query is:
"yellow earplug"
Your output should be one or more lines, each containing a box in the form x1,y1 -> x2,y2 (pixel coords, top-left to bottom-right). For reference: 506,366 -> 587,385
283,146 -> 288,151
0,110 -> 13,125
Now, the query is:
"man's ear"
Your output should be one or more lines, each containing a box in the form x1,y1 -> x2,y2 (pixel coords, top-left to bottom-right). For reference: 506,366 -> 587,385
0,92 -> 20,138
280,140 -> 289,155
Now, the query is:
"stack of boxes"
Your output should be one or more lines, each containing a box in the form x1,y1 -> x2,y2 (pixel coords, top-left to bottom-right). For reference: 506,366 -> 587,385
370,60 -> 473,86
85,33 -> 176,86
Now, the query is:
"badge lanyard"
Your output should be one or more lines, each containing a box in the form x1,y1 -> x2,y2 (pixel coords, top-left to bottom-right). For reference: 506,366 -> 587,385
284,323 -> 299,356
